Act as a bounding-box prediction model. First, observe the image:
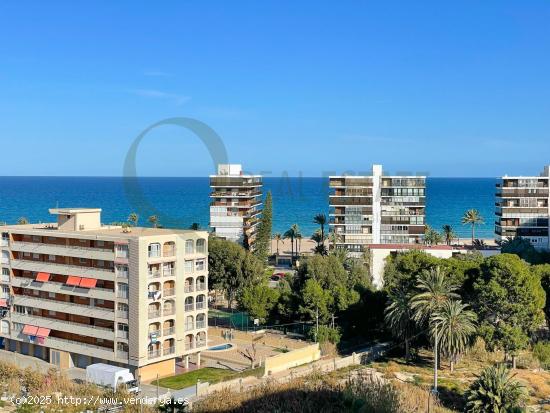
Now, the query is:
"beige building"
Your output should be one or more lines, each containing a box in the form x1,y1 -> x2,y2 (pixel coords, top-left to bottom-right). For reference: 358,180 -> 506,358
329,164 -> 426,256
0,208 -> 208,382
210,164 -> 263,249
495,166 -> 550,249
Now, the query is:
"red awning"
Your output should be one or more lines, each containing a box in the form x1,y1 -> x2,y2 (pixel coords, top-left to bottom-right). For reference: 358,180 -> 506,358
79,278 -> 97,288
22,325 -> 38,336
36,328 -> 51,338
0,298 -> 7,307
35,272 -> 50,282
66,276 -> 81,286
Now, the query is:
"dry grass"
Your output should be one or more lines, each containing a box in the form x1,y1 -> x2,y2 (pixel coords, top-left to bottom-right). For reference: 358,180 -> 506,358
368,340 -> 550,412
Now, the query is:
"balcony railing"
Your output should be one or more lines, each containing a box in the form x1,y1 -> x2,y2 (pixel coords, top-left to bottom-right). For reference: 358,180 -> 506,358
163,346 -> 175,356
148,349 -> 161,359
163,269 -> 174,277
116,330 -> 129,339
163,308 -> 176,316
196,340 -> 206,348
185,323 -> 194,331
163,288 -> 175,297
185,342 -> 194,350
196,302 -> 206,310
184,285 -> 194,293
148,271 -> 161,279
196,320 -> 206,329
117,310 -> 129,319
163,327 -> 175,336
0,239 -> 9,247
185,304 -> 194,311
196,283 -> 206,291
148,310 -> 161,319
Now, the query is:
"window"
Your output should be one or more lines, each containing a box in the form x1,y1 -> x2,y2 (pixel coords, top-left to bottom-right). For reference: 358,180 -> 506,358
32,236 -> 41,242
185,240 -> 194,254
96,260 -> 104,267
184,260 -> 193,273
117,283 -> 129,299
79,258 -> 87,264
2,268 -> 9,275
195,259 -> 205,271
48,255 -> 56,262
148,243 -> 161,258
196,239 -> 206,253
23,252 -> 31,257
116,244 -> 129,258
49,310 -> 56,316
96,299 -> 104,305
0,320 -> 9,334
48,292 -> 55,299
32,253 -> 39,259
97,240 -> 104,247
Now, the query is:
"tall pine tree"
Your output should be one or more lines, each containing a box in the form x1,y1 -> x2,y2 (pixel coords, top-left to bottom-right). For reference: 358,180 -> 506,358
254,191 -> 272,262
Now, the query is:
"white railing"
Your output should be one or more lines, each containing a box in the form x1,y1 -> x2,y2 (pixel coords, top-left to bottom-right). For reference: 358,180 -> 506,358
196,302 -> 206,310
184,285 -> 194,293
148,271 -> 161,279
185,342 -> 194,350
163,308 -> 175,316
148,349 -> 161,359
185,304 -> 194,311
116,330 -> 129,339
163,288 -> 175,297
163,327 -> 175,336
148,310 -> 161,319
163,346 -> 175,356
196,321 -> 206,329
185,323 -> 194,331
117,310 -> 129,319
196,283 -> 206,291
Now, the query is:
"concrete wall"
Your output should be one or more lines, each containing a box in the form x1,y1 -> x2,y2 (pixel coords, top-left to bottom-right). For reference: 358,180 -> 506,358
263,343 -> 321,376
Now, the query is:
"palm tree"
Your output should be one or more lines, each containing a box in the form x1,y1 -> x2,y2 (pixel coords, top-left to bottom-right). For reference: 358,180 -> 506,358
313,213 -> 327,244
412,266 -> 460,391
273,233 -> 282,255
465,364 -> 525,412
442,224 -> 455,246
431,299 -> 477,372
311,229 -> 323,246
128,212 -> 139,227
471,239 -> 486,249
385,286 -> 416,360
424,226 -> 443,246
283,226 -> 297,264
189,223 -> 200,230
462,209 -> 484,244
16,217 -> 29,225
328,231 -> 341,251
148,215 -> 159,228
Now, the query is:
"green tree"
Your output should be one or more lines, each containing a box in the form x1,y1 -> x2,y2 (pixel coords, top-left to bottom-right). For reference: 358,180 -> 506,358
189,222 -> 200,230
411,267 -> 459,324
383,250 -> 441,291
473,254 -> 546,368
533,264 -> 550,327
307,325 -> 341,344
208,237 -> 264,308
283,224 -> 300,264
128,212 -> 139,227
300,278 -> 332,324
254,191 -> 272,261
465,364 -> 525,413
313,213 -> 327,244
311,229 -> 328,255
431,299 -> 477,372
442,224 -> 455,246
533,341 -> 550,370
500,236 -> 544,264
273,233 -> 282,255
148,215 -> 159,228
385,286 -> 416,360
238,282 -> 280,323
461,209 -> 484,244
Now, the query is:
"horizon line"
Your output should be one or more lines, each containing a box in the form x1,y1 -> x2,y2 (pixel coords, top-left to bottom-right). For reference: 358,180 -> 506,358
0,175 -> 499,179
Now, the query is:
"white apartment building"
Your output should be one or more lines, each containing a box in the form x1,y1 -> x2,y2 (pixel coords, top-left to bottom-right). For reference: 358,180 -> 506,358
0,208 -> 208,382
495,165 -> 550,249
329,164 -> 426,256
209,164 -> 263,249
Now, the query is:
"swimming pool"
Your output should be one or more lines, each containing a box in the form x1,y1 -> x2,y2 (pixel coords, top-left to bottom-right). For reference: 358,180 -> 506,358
206,343 -> 234,351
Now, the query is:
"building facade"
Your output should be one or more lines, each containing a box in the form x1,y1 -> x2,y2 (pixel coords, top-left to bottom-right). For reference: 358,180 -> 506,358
495,166 -> 550,250
329,165 -> 426,255
0,208 -> 208,382
209,164 -> 263,249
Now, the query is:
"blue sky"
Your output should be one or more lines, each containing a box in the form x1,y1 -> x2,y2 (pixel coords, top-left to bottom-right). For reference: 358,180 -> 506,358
1,1 -> 549,177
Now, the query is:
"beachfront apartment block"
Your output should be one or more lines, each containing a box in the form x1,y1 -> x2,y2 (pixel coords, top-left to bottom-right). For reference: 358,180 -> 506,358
329,165 -> 426,255
0,208 -> 208,382
495,166 -> 550,250
209,164 -> 263,249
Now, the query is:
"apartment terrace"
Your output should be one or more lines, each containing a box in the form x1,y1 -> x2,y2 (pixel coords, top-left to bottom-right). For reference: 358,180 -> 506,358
210,177 -> 262,187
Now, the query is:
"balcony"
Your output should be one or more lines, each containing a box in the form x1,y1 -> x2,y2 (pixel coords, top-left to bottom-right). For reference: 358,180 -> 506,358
148,271 -> 161,279
329,178 -> 373,187
196,283 -> 207,292
117,351 -> 129,360
0,258 -> 9,265
10,259 -> 114,281
9,241 -> 115,261
148,349 -> 161,359
116,310 -> 129,319
196,340 -> 206,348
163,269 -> 175,277
329,197 -> 373,206
185,323 -> 194,331
163,327 -> 175,336
184,285 -> 194,293
185,304 -> 194,311
163,308 -> 176,317
46,335 -> 115,361
210,178 -> 262,187
12,295 -> 115,321
1,239 -> 8,247
185,342 -> 194,350
196,302 -> 206,310
11,276 -> 115,301
163,288 -> 175,297
210,190 -> 262,198
10,312 -> 115,340
163,346 -> 175,356
148,310 -> 161,319
210,200 -> 262,209
116,330 -> 129,340
196,320 -> 206,329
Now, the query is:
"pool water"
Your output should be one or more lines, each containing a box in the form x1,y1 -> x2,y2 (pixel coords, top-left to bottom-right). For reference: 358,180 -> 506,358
207,343 -> 233,351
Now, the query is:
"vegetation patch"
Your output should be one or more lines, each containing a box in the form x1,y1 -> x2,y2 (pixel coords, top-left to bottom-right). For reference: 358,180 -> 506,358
153,367 -> 264,390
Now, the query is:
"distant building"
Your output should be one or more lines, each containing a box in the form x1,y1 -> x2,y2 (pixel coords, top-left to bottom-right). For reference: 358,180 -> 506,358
0,208 -> 208,382
329,164 -> 426,256
368,244 -> 499,289
209,164 -> 263,249
495,165 -> 550,250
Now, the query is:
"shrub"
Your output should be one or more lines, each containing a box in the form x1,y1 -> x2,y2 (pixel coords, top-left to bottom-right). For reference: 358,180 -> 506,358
533,341 -> 550,370
308,325 -> 341,345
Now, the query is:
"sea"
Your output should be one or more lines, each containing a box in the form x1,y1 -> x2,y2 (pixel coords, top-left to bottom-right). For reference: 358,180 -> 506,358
0,177 -> 496,239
